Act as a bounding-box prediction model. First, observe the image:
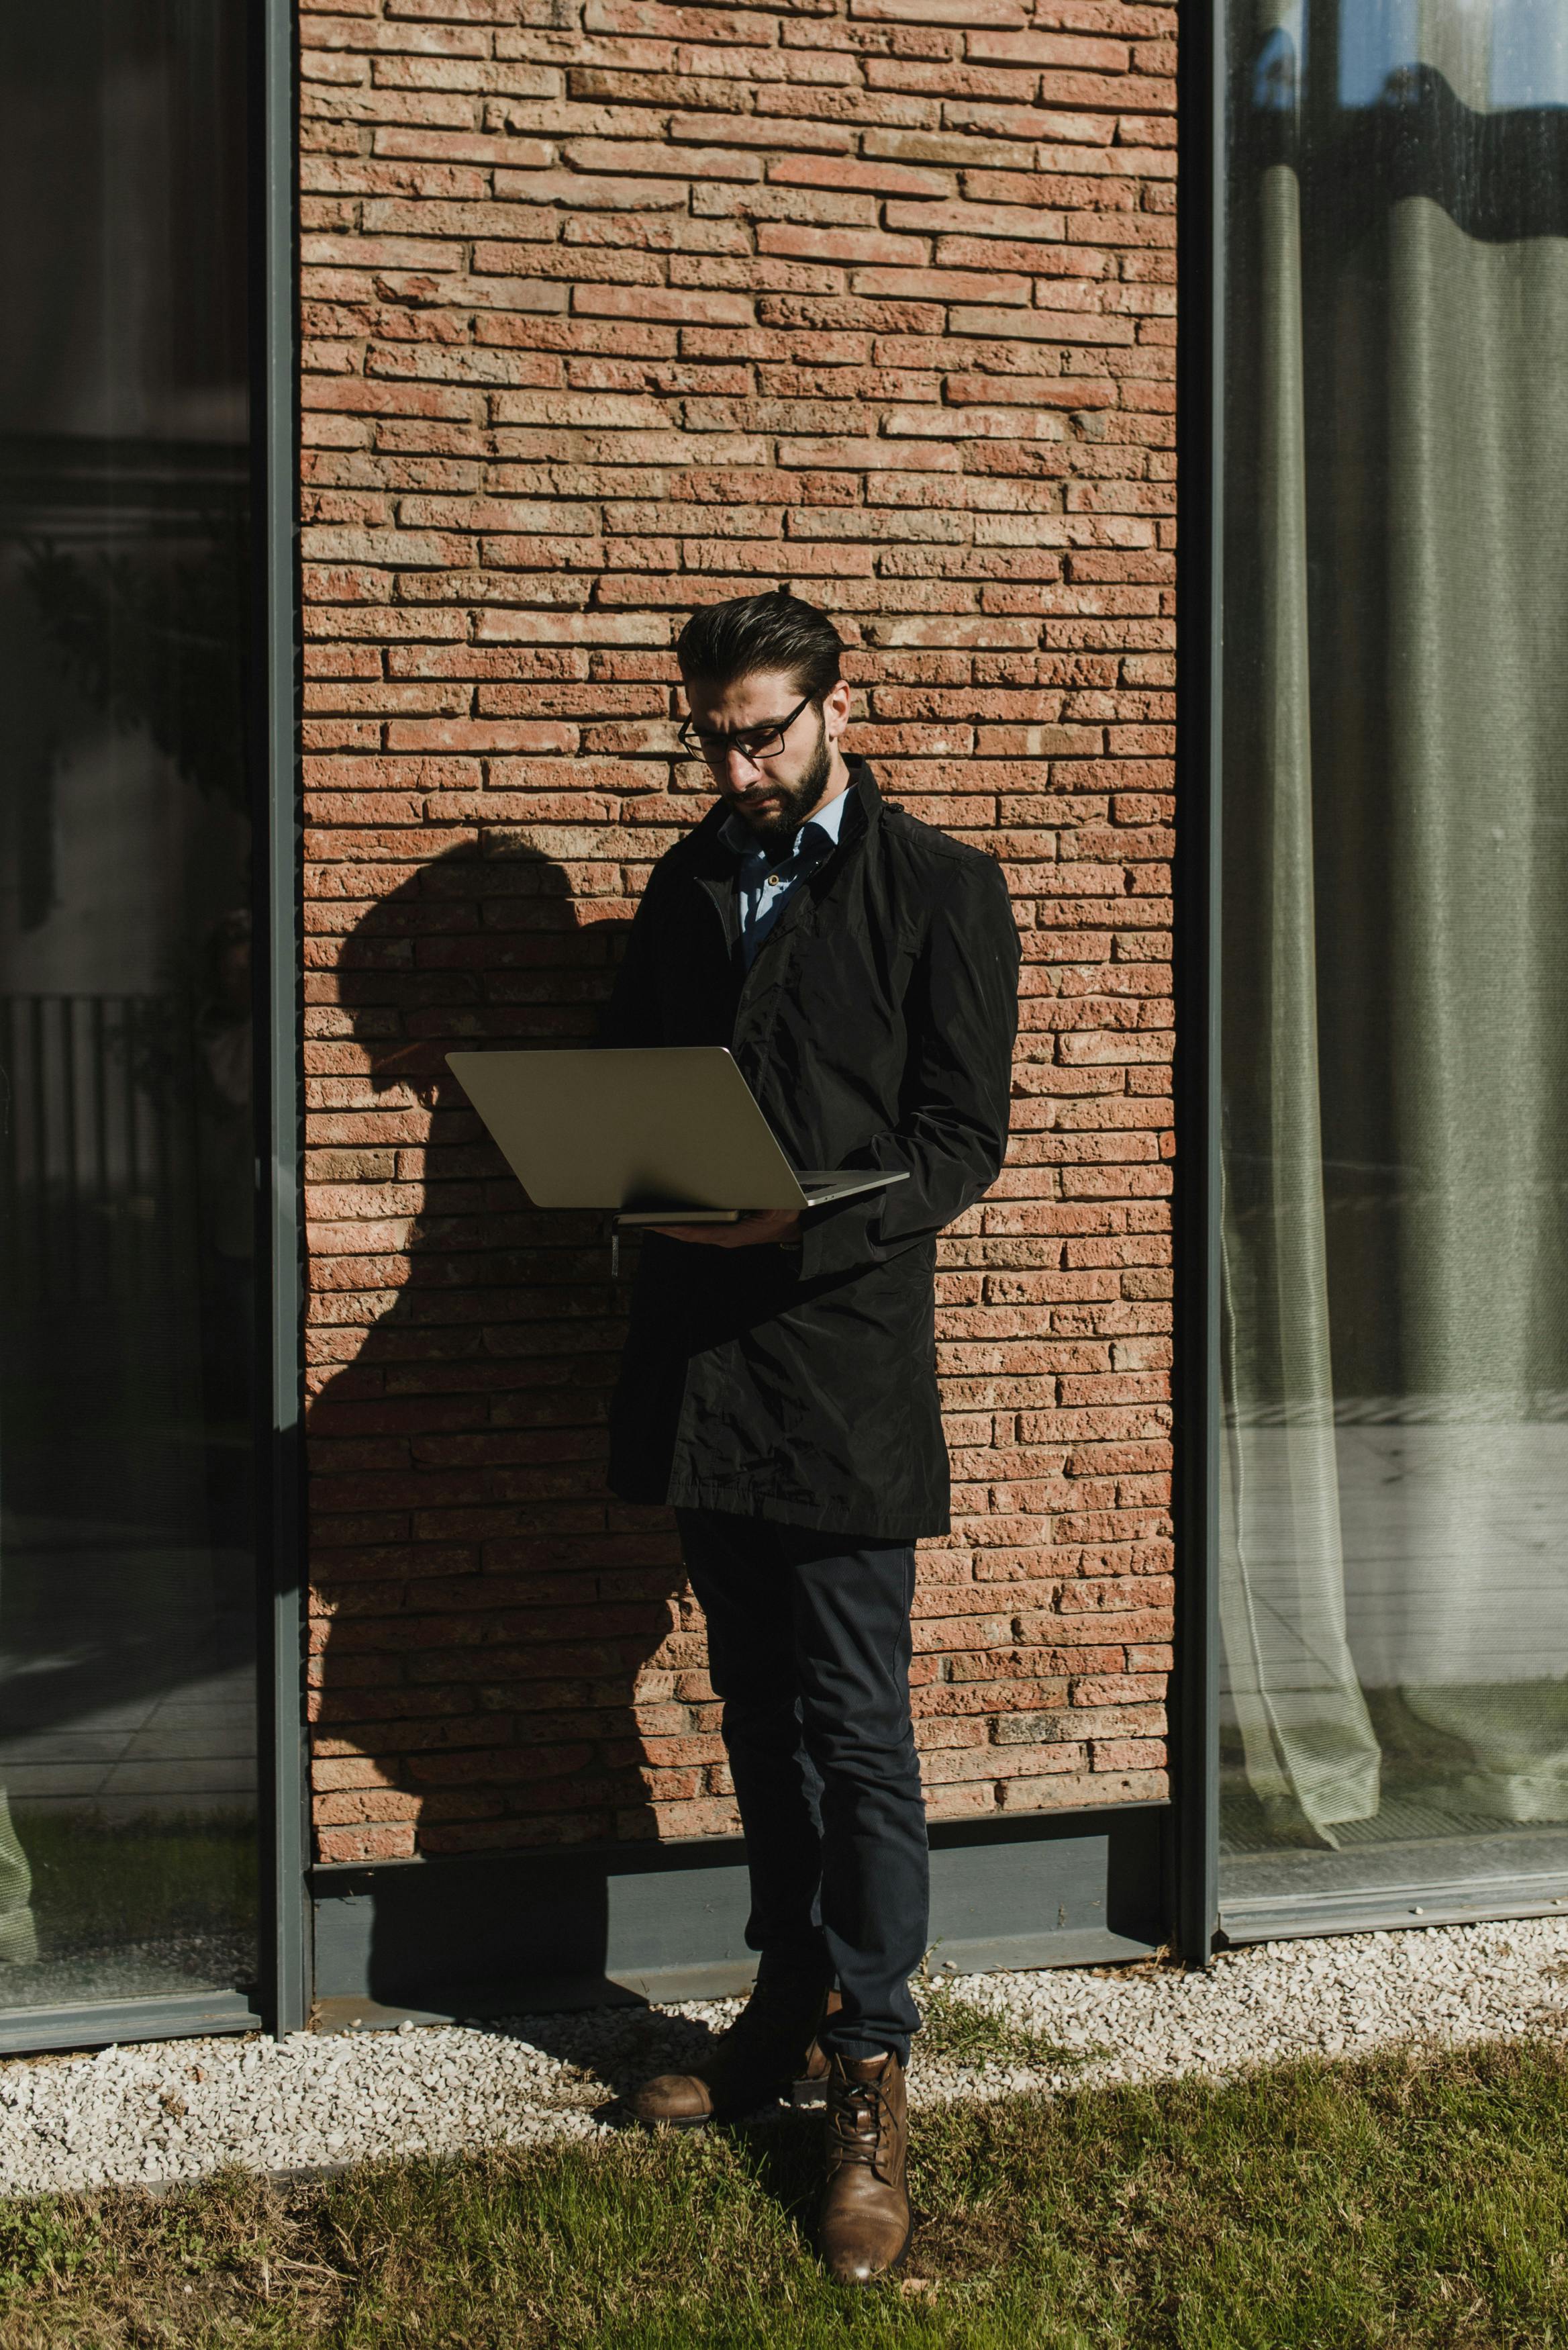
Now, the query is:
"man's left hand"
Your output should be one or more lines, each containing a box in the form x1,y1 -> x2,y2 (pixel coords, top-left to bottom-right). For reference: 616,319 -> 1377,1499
650,1210 -> 803,1249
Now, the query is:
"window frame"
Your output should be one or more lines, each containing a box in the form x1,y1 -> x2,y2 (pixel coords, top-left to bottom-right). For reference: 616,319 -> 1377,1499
1171,0 -> 1226,1969
254,0 -> 309,2042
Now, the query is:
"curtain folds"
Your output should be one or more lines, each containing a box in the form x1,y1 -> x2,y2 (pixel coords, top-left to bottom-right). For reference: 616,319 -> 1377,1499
1219,146 -> 1381,1842
1221,0 -> 1568,1840
0,1789 -> 37,1967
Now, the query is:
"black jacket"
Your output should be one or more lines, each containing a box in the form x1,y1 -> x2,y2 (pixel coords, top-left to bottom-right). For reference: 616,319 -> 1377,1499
600,759 -> 1020,1538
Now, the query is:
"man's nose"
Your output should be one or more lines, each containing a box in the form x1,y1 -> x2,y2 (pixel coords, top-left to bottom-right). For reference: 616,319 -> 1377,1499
718,743 -> 765,790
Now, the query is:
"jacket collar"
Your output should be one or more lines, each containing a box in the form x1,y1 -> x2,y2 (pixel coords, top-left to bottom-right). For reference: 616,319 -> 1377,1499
840,755 -> 880,843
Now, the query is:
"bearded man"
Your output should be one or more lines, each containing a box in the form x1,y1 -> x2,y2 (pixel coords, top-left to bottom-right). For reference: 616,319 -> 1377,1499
601,588 -> 1020,2284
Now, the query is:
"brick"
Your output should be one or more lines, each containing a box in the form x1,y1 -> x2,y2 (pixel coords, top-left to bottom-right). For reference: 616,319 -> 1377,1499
885,197 -> 1072,240
565,138 -> 765,183
767,154 -> 952,199
852,0 -> 1026,19
944,100 -> 1118,143
373,126 -> 556,167
668,113 -> 856,154
777,436 -> 959,471
756,224 -> 931,267
572,285 -> 756,326
852,267 -> 1032,302
967,32 -> 1132,74
861,128 -> 1038,168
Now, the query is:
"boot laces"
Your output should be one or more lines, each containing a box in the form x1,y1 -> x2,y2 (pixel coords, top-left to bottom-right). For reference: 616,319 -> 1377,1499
827,2072 -> 894,2165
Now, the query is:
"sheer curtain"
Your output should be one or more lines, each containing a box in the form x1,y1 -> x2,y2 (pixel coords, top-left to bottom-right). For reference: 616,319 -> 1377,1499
1221,0 -> 1568,1844
0,1795 -> 34,1965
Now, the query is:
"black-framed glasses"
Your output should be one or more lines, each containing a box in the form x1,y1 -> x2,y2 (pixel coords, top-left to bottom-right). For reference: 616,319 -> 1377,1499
677,692 -> 815,762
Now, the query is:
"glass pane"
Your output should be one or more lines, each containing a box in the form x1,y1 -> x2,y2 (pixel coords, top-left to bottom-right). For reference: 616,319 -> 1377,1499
1219,0 -> 1568,1913
0,1 -> 258,2008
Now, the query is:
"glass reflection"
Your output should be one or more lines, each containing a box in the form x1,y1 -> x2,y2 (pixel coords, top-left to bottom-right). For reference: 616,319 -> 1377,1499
1220,0 -> 1568,1912
0,1 -> 258,2009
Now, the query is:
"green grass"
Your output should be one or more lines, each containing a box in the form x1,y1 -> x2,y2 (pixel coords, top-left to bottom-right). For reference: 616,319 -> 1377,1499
916,1964 -> 1087,2072
3,2038 -> 1568,2347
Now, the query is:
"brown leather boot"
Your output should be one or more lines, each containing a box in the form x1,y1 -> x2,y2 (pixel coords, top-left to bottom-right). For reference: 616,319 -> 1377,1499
632,1979 -> 838,2128
816,2049 -> 912,2284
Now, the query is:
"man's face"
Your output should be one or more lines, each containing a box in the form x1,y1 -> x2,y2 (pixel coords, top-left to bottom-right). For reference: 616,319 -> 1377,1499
682,667 -> 851,845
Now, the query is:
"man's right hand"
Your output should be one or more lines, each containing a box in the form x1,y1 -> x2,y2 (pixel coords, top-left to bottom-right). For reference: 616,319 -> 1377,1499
649,1211 -> 803,1250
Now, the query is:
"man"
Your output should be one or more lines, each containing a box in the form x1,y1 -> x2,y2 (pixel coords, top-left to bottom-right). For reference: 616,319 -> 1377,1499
601,588 -> 1019,2284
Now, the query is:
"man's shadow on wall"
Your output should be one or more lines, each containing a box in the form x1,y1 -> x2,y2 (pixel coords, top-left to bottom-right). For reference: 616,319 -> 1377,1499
309,831 -> 731,2073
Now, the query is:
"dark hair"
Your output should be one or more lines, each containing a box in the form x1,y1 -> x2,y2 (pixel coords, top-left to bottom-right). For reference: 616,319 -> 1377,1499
675,585 -> 844,702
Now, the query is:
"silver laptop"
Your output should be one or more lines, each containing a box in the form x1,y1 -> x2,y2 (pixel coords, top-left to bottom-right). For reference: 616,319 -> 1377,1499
445,1047 -> 908,1225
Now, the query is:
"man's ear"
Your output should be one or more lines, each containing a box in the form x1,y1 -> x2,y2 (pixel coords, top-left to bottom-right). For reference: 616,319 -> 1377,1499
822,677 -> 852,743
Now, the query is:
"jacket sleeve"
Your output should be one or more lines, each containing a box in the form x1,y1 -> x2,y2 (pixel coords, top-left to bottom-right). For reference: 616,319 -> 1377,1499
794,849 -> 1020,1284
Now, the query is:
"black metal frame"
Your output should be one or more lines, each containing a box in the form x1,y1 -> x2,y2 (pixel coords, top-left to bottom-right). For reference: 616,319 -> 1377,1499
0,0 -> 304,2061
254,0 -> 309,2040
1170,0 -> 1225,1966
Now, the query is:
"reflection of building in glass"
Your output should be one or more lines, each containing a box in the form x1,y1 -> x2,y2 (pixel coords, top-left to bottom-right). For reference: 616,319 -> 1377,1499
1338,0 -> 1568,110
0,1 -> 258,2016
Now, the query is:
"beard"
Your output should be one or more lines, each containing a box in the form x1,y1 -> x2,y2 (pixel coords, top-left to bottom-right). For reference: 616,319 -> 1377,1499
735,716 -> 833,845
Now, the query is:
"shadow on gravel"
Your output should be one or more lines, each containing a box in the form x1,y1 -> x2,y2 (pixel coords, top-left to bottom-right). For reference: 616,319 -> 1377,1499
479,1999 -> 730,2116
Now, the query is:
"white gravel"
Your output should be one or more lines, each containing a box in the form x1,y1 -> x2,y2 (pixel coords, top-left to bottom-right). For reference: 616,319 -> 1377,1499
4,1916 -> 1568,2198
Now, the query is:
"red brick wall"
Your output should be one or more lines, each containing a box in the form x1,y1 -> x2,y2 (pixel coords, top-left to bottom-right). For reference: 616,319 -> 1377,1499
299,0 -> 1176,1865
